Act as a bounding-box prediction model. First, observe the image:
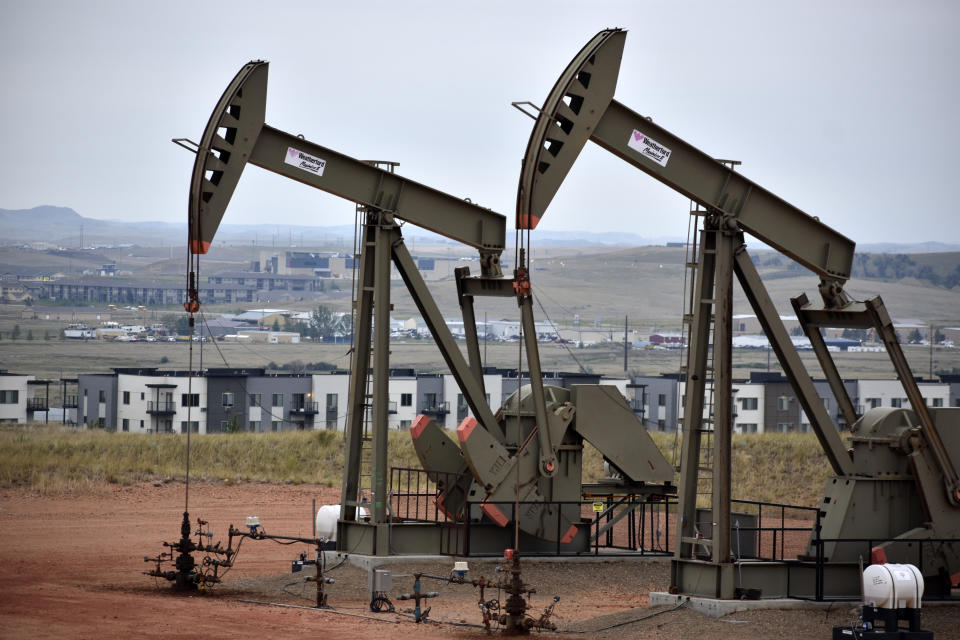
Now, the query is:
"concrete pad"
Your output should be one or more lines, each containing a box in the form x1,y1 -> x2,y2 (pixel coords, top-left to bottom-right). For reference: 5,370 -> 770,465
650,592 -> 844,618
321,552 -> 449,571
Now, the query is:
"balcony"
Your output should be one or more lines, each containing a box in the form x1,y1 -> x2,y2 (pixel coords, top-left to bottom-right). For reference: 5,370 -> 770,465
27,398 -> 48,411
290,401 -> 319,415
63,394 -> 78,408
147,401 -> 177,415
421,401 -> 450,416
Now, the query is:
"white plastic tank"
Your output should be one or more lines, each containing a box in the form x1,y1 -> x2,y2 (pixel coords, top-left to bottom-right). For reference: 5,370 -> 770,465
863,563 -> 924,609
315,504 -> 368,543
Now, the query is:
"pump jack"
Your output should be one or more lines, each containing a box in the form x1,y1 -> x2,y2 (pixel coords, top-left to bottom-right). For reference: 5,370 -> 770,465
517,28 -> 960,599
183,60 -> 674,556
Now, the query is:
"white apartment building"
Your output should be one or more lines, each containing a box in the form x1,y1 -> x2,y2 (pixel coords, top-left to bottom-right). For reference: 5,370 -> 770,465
854,379 -> 950,413
116,373 -> 208,434
0,372 -> 33,424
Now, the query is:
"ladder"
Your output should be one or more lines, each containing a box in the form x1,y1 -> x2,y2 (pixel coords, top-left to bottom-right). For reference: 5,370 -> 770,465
678,201 -> 719,551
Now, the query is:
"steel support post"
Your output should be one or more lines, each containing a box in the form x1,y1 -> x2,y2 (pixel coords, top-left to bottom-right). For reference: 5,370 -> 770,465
372,215 -> 392,533
711,229 -> 734,564
733,245 -> 854,476
391,236 -> 502,438
340,214 -> 376,521
675,226 -> 717,561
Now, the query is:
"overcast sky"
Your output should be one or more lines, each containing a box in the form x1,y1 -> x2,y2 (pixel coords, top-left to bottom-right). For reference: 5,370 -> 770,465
2,0 -> 958,246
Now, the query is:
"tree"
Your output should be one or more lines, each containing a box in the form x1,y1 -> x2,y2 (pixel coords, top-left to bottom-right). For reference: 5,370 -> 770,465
11,325 -> 20,340
43,330 -> 52,340
842,328 -> 868,342
26,330 -> 34,341
175,316 -> 191,335
271,317 -> 281,332
309,305 -> 342,341
790,326 -> 805,337
907,328 -> 923,344
160,313 -> 179,334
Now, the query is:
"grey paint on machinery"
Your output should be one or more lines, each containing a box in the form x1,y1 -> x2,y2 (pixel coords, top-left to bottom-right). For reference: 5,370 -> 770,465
519,28 -> 960,599
183,58 -> 674,557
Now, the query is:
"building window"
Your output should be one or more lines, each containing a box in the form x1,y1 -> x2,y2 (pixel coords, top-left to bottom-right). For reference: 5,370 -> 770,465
657,419 -> 666,431
822,397 -> 830,410
140,420 -> 144,429
180,421 -> 199,433
891,398 -> 902,408
122,391 -> 130,405
0,390 -> 19,404
400,420 -> 412,429
867,398 -> 881,409
777,423 -> 792,433
326,393 -> 338,413
424,393 -> 437,409
222,392 -> 234,407
738,423 -> 758,433
140,392 -> 145,401
99,390 -> 106,403
122,418 -> 129,432
401,393 -> 412,407
326,419 -> 337,430
658,394 -> 666,407
777,396 -> 790,411
932,398 -> 943,408
249,393 -> 261,407
249,421 -> 261,432
272,393 -> 283,407
181,393 -> 200,407
271,420 -> 282,431
740,397 -> 758,411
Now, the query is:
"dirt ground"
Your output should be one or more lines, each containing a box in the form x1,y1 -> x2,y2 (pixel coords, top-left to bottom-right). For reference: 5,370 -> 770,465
1,482 -> 958,639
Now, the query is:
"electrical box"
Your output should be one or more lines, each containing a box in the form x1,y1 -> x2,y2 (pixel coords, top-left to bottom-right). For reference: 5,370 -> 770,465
369,569 -> 392,593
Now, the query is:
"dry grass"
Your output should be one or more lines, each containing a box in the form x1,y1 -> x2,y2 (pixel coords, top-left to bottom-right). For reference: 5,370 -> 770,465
0,425 -> 835,510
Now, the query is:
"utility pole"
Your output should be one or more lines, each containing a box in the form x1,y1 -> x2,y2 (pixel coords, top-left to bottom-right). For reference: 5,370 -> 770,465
623,315 -> 628,372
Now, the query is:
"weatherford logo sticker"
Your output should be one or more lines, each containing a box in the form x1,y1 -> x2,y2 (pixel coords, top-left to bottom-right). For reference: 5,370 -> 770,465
284,147 -> 326,176
627,130 -> 672,167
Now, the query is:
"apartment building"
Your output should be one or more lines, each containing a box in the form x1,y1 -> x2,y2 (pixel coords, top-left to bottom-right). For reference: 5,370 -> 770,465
0,371 -> 33,424
629,372 -> 957,434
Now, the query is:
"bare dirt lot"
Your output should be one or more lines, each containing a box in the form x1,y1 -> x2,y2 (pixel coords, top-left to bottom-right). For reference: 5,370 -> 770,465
1,482 -> 958,639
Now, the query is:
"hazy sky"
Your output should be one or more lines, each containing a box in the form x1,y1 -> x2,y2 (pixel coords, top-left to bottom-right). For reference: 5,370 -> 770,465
2,0 -> 958,245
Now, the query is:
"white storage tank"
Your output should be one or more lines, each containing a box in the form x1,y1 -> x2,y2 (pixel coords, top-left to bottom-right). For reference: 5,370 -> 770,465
863,563 -> 924,609
315,504 -> 368,542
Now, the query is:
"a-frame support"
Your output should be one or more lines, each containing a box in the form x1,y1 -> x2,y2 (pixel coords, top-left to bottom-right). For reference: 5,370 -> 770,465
672,220 -> 855,598
338,210 -> 505,555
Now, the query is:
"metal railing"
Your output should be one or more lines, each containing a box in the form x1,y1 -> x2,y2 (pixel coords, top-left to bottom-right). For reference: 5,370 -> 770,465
421,401 -> 450,415
290,401 -> 319,414
26,398 -> 48,411
146,400 -> 176,413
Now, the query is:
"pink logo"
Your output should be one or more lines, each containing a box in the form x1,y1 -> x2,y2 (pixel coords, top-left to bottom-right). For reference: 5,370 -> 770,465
288,148 -> 298,158
633,131 -> 644,142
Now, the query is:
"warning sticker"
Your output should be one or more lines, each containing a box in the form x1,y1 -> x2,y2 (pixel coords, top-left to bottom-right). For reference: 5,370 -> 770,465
284,147 -> 326,176
627,130 -> 672,167
592,502 -> 604,513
